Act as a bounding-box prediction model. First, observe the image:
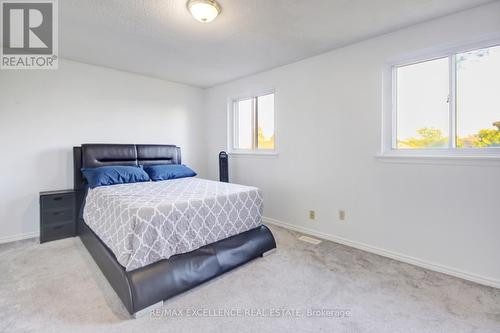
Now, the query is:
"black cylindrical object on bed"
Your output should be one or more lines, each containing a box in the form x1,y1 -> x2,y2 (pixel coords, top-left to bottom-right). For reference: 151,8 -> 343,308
219,151 -> 229,183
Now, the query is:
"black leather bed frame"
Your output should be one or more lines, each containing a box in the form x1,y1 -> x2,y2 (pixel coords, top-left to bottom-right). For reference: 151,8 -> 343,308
73,144 -> 276,316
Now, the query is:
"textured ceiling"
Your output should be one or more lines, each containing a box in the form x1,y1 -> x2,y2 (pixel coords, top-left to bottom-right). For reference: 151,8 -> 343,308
60,0 -> 495,87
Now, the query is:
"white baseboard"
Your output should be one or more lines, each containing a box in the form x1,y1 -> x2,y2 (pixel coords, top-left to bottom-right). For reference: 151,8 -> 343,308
263,217 -> 500,289
0,231 -> 39,244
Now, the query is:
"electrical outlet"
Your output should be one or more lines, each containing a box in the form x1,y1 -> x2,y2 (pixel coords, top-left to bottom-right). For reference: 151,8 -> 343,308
338,210 -> 346,221
309,210 -> 315,220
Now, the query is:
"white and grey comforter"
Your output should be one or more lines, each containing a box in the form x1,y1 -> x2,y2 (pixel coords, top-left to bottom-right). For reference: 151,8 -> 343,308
83,178 -> 263,271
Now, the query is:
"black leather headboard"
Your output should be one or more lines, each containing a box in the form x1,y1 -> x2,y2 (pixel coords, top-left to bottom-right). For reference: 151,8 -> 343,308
73,144 -> 181,190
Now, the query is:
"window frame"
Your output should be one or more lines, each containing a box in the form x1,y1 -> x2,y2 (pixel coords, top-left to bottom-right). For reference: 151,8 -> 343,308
380,34 -> 500,164
228,89 -> 278,156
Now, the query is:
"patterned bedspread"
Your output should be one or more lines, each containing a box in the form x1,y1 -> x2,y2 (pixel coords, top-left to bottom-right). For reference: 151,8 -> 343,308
83,178 -> 263,271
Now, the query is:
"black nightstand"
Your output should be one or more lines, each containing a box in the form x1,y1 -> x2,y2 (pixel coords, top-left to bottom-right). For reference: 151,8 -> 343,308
40,189 -> 76,243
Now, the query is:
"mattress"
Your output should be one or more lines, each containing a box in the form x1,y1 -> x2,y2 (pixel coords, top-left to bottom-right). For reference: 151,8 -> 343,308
83,178 -> 263,271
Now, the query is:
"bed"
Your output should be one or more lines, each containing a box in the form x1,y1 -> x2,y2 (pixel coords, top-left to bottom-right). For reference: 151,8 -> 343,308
73,144 -> 276,317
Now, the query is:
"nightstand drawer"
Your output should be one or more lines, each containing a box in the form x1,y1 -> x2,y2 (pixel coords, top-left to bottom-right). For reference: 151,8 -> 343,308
41,194 -> 74,210
42,208 -> 74,225
41,223 -> 75,242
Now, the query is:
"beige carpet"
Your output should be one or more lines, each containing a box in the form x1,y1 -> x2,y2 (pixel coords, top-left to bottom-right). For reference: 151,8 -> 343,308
0,225 -> 499,333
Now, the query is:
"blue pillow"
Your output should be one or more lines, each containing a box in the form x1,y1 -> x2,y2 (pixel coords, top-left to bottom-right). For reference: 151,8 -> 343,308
142,164 -> 197,181
82,165 -> 150,188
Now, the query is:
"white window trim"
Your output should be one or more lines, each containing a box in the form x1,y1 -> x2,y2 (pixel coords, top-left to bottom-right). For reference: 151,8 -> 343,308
227,89 -> 278,156
379,33 -> 500,166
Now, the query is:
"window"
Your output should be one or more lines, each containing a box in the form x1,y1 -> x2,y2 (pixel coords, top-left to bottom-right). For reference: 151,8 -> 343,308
384,41 -> 500,159
396,57 -> 450,149
456,47 -> 500,148
230,92 -> 276,153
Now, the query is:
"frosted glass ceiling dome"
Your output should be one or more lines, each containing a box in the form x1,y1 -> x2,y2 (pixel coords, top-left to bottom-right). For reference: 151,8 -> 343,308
187,0 -> 221,23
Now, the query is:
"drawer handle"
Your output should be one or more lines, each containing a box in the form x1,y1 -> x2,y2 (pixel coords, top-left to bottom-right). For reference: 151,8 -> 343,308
53,211 -> 63,216
53,225 -> 64,230
53,197 -> 63,201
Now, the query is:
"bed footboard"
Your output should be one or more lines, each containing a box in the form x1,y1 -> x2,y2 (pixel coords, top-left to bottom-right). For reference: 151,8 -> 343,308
79,221 -> 276,316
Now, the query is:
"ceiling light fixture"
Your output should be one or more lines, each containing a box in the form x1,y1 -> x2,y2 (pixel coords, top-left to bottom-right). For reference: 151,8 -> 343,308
187,0 -> 221,23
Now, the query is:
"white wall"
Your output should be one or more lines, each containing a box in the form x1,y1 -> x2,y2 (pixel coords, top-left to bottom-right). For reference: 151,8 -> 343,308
0,60 -> 206,242
204,2 -> 500,286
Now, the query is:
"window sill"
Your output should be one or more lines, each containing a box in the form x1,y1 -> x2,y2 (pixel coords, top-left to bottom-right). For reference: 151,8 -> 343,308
375,153 -> 500,167
228,151 -> 279,158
